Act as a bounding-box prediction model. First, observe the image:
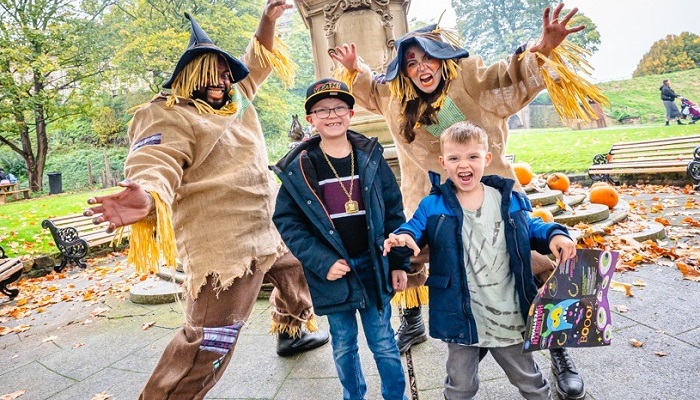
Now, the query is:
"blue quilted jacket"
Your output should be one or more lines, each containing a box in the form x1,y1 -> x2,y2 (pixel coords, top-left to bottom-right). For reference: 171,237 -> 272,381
394,172 -> 571,344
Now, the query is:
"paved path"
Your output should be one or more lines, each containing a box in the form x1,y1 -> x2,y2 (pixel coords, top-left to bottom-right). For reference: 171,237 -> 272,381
1,191 -> 699,399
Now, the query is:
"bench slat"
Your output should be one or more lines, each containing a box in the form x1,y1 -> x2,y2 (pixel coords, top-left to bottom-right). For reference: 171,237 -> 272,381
0,258 -> 23,281
611,155 -> 692,163
588,166 -> 688,175
589,160 -> 691,169
609,135 -> 700,150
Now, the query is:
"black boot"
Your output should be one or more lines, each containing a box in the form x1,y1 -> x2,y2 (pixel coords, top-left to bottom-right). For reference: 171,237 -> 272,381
677,119 -> 685,125
395,306 -> 428,354
665,121 -> 670,126
276,329 -> 329,357
550,347 -> 586,399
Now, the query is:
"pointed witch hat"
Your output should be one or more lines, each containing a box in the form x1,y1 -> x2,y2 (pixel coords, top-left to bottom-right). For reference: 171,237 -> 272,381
162,12 -> 249,89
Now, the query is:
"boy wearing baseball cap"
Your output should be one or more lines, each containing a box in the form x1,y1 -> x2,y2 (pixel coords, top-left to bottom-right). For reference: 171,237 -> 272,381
272,78 -> 411,400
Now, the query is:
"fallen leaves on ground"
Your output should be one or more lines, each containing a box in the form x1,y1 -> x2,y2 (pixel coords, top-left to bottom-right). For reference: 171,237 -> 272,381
90,392 -> 112,400
629,338 -> 644,348
0,251 -> 149,336
573,184 -> 700,280
610,280 -> 633,297
615,305 -> 629,313
0,390 -> 26,399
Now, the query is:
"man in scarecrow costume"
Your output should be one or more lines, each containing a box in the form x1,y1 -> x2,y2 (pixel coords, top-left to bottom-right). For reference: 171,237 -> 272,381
84,1 -> 328,398
331,4 -> 607,400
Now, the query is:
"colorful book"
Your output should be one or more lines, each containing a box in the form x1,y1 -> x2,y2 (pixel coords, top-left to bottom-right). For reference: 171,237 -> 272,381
523,248 -> 618,352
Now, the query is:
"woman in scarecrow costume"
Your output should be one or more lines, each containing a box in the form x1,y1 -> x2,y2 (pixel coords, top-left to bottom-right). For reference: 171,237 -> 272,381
85,2 -> 328,398
331,4 -> 607,400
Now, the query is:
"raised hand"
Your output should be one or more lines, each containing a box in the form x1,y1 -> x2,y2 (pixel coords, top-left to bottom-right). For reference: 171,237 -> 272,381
530,3 -> 585,57
263,0 -> 292,21
331,43 -> 360,72
83,180 -> 154,233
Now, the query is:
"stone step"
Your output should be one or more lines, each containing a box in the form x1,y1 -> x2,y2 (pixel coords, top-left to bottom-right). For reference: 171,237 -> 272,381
129,276 -> 184,305
527,190 -> 563,207
563,199 -> 667,242
554,203 -> 610,225
533,194 -> 587,215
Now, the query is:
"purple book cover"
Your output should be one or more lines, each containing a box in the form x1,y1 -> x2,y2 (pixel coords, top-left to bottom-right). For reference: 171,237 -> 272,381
523,249 -> 618,353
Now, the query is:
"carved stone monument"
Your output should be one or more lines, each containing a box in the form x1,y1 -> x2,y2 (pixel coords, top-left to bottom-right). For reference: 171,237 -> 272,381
295,0 -> 412,172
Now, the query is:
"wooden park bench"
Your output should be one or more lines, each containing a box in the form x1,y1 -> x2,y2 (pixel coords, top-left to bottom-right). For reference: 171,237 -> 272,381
42,213 -> 131,273
0,245 -> 24,300
588,135 -> 700,187
0,183 -> 30,204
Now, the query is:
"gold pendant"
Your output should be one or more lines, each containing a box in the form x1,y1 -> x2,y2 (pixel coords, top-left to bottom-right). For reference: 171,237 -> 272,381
345,200 -> 359,214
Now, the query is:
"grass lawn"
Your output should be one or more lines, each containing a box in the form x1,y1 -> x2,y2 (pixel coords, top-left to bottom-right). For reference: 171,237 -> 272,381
1,123 -> 698,259
507,123 -> 698,174
0,187 -> 119,259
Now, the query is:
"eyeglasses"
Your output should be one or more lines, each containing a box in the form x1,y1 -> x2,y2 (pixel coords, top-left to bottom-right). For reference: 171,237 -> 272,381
309,106 -> 350,119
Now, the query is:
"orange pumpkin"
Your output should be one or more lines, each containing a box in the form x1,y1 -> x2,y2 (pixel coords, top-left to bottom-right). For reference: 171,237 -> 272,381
591,181 -> 610,189
547,173 -> 570,192
589,185 -> 619,208
513,162 -> 534,186
530,208 -> 554,223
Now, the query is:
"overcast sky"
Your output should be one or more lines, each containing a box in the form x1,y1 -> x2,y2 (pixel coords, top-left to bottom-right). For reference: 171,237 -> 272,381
406,0 -> 700,83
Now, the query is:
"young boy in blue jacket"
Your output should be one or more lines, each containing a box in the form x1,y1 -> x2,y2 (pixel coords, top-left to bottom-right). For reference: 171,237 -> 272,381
384,121 -> 577,400
272,78 -> 410,400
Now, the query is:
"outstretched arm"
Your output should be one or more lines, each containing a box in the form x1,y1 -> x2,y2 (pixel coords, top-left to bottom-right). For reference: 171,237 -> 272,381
529,3 -> 585,57
255,0 -> 293,50
84,180 -> 154,233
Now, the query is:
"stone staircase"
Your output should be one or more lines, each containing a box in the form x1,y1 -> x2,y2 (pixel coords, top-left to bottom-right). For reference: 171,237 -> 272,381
524,184 -> 666,243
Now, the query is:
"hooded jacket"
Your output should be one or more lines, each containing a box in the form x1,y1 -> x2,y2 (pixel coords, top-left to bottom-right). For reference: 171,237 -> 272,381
660,84 -> 680,102
394,172 -> 571,344
271,131 -> 410,315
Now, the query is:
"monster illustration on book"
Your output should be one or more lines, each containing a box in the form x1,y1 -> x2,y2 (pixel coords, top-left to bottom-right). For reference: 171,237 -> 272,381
524,249 -> 618,352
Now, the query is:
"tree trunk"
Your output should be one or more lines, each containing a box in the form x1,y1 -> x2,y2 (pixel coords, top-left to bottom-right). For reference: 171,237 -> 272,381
32,71 -> 49,192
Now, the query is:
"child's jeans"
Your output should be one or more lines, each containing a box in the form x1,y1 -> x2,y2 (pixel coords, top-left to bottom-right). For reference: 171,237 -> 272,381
326,252 -> 407,400
444,343 -> 551,400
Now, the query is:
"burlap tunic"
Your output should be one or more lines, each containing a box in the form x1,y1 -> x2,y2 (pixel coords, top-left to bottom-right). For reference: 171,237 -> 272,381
125,41 -> 283,298
350,52 -> 545,215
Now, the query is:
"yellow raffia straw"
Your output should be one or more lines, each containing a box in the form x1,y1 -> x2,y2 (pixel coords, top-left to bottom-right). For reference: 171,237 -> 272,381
253,37 -> 296,89
126,192 -> 177,274
391,286 -> 429,309
332,65 -> 359,93
523,40 -> 610,123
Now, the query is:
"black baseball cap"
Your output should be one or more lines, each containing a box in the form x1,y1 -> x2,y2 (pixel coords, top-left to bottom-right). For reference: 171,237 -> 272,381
304,78 -> 355,114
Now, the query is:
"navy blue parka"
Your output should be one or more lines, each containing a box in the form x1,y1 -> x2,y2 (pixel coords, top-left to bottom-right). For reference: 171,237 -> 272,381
394,172 -> 571,344
271,130 -> 410,316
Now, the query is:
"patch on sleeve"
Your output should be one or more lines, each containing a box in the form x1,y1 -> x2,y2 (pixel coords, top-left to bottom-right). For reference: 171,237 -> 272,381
132,133 -> 162,151
200,321 -> 244,355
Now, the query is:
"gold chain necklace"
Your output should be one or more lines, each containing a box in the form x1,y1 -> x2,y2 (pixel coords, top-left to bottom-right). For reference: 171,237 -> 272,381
320,142 -> 359,214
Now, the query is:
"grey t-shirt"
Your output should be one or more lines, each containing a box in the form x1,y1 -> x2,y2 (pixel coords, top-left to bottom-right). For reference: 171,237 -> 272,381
461,185 -> 525,347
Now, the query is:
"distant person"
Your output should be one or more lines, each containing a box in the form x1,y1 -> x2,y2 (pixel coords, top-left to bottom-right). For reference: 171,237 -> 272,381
660,79 -> 684,126
0,169 -> 9,184
384,121 -> 577,400
273,79 -> 410,400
